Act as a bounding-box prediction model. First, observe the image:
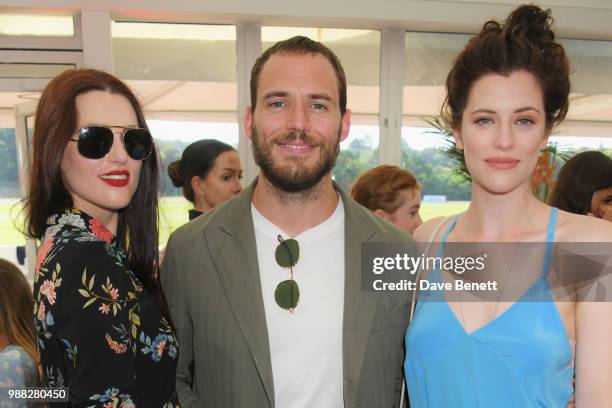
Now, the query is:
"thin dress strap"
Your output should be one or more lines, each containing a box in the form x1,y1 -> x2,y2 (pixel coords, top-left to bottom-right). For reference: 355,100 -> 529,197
541,207 -> 558,278
439,215 -> 459,246
431,215 -> 460,281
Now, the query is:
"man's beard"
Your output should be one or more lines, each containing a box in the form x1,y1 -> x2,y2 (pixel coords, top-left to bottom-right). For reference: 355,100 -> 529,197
251,126 -> 341,194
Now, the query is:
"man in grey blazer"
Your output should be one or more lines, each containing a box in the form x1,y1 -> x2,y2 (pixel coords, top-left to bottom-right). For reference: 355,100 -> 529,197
162,35 -> 414,408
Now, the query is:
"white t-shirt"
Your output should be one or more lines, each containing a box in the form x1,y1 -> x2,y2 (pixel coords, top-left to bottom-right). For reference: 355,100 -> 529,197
252,199 -> 345,408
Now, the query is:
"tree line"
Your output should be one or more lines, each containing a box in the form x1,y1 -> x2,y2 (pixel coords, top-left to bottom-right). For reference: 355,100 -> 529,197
1,129 -> 610,203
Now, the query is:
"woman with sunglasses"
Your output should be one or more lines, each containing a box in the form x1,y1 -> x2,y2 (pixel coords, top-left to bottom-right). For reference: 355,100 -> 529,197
24,69 -> 179,407
405,5 -> 612,407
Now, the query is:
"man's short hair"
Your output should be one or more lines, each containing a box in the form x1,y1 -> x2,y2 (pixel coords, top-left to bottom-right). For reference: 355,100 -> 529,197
250,35 -> 347,115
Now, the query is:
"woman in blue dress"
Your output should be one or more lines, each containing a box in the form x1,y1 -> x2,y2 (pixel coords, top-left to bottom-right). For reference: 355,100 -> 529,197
405,5 -> 612,407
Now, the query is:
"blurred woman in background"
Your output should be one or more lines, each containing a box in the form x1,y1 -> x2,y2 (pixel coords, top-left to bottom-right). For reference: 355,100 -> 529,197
549,150 -> 612,221
167,139 -> 242,220
0,258 -> 38,396
351,165 -> 422,234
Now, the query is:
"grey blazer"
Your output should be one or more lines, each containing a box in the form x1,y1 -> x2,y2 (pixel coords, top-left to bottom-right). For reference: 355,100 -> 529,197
161,179 -> 415,408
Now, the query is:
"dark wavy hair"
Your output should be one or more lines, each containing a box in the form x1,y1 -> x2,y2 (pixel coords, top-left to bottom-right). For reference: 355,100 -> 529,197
167,139 -> 235,203
23,69 -> 167,316
548,151 -> 612,215
443,4 -> 570,129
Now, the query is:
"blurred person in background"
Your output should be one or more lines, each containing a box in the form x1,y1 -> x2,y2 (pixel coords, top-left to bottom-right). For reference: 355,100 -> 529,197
23,69 -> 179,407
167,139 -> 242,220
549,150 -> 612,222
351,165 -> 422,234
0,258 -> 38,403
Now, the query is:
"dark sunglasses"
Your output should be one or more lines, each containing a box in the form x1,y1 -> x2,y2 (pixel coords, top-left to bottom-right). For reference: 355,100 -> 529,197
275,234 -> 300,312
69,126 -> 153,160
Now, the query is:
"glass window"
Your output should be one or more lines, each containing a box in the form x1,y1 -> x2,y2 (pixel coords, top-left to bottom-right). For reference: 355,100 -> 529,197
0,14 -> 74,37
112,22 -> 238,242
0,126 -> 19,203
557,38 -> 612,139
0,120 -> 23,247
112,22 -> 236,82
402,32 -> 471,218
261,27 -> 381,192
0,94 -> 37,278
0,63 -> 76,79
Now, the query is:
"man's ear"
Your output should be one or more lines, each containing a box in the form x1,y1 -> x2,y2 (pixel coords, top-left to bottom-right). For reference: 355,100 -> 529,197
451,125 -> 464,150
339,109 -> 352,143
373,208 -> 392,222
244,106 -> 254,140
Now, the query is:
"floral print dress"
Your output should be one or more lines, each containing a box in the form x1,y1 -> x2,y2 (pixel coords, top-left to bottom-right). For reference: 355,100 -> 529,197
33,209 -> 180,408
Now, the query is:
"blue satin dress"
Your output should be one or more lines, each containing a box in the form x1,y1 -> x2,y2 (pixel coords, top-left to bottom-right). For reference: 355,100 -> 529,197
405,208 -> 574,407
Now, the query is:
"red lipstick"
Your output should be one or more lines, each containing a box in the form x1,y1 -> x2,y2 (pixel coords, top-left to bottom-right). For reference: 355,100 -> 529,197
99,170 -> 130,187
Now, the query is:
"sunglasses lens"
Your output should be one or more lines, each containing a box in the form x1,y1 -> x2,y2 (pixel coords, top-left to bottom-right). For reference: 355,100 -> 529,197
124,129 -> 153,160
78,127 -> 113,159
275,280 -> 300,310
275,238 -> 299,267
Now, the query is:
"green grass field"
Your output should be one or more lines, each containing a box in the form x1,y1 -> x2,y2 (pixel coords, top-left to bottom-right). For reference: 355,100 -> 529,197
0,199 -> 26,245
0,197 -> 469,245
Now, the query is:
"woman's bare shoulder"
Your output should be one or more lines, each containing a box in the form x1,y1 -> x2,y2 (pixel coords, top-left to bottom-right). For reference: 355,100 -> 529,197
413,215 -> 456,243
555,209 -> 612,242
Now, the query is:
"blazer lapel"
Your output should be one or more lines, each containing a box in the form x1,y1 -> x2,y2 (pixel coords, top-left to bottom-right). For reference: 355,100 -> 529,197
339,188 -> 379,407
205,180 -> 275,407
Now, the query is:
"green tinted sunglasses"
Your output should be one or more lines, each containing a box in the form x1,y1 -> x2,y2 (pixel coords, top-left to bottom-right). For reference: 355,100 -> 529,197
275,234 -> 300,312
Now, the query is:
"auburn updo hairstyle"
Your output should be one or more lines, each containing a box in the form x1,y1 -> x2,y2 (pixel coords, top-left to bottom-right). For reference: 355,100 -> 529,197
443,4 -> 570,129
351,165 -> 420,214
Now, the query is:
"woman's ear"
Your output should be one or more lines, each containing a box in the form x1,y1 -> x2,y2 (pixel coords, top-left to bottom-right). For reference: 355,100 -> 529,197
452,126 -> 464,150
373,208 -> 393,222
540,126 -> 552,150
191,175 -> 205,198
